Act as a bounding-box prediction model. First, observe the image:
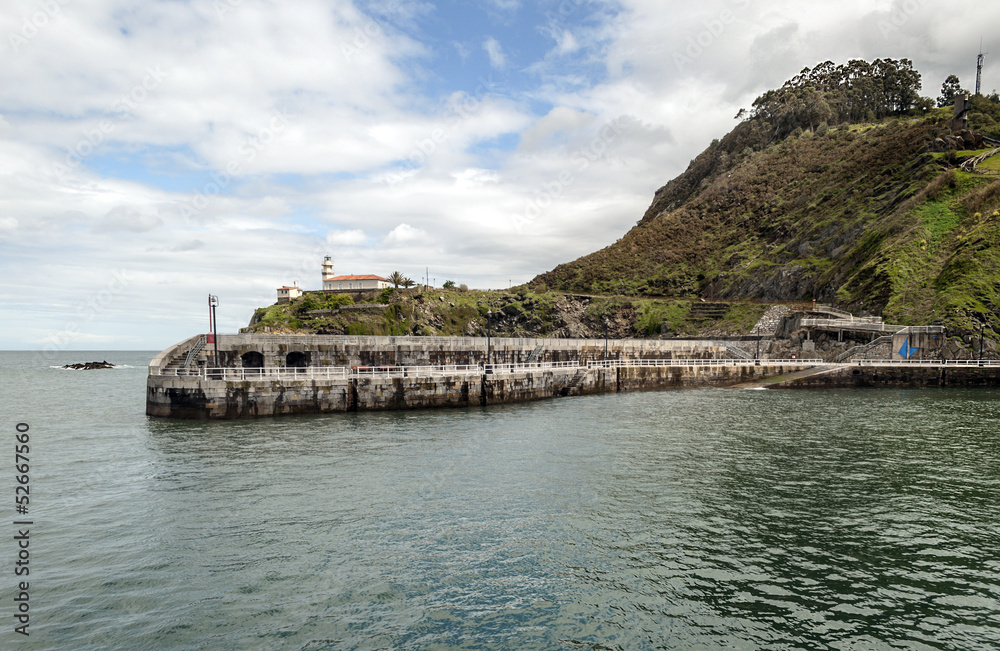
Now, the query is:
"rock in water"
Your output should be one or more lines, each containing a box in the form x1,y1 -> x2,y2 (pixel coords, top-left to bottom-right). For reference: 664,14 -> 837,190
62,361 -> 115,370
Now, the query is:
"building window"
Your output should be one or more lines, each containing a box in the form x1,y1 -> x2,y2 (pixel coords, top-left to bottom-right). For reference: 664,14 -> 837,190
338,283 -> 342,289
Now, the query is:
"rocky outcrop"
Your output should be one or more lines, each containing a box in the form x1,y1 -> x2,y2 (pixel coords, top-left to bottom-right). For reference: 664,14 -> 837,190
62,361 -> 115,370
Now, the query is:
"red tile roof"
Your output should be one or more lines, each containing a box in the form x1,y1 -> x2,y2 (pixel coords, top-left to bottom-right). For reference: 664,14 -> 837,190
325,275 -> 389,281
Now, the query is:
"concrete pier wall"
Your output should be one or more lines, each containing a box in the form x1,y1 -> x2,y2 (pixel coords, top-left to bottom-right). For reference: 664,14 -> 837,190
775,364 -> 1000,389
146,363 -> 818,419
147,334 -> 1000,420
191,334 -> 734,372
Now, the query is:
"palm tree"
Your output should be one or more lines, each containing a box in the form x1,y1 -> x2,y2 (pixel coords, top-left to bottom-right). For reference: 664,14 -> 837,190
401,277 -> 416,289
387,271 -> 406,288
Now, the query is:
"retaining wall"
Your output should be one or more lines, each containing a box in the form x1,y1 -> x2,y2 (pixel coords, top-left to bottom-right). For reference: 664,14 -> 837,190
197,334 -> 734,371
774,364 -> 1000,388
146,363 -> 814,419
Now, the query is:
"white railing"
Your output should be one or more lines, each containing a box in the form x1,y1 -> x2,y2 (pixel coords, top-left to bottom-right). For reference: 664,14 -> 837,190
482,360 -> 583,373
802,320 -> 945,335
812,304 -> 854,319
153,360 -> 591,381
587,359 -> 824,369
150,357 -> 835,380
898,326 -> 946,334
834,335 -> 893,362
802,319 -> 905,333
851,359 -> 1000,367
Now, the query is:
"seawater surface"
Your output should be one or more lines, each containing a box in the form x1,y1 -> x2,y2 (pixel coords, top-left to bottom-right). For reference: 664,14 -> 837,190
1,350 -> 999,650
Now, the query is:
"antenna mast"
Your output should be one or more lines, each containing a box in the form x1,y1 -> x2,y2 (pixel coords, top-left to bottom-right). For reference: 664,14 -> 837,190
976,40 -> 987,96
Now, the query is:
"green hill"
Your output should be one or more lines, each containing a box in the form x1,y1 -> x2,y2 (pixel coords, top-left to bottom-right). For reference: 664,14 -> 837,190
533,59 -> 1000,337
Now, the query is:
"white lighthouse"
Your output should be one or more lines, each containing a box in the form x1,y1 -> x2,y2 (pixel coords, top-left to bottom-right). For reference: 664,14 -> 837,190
321,256 -> 335,284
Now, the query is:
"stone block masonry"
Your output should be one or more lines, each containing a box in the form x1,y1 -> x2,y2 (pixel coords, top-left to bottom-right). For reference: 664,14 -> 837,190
146,360 -> 816,419
147,334 -> 1000,419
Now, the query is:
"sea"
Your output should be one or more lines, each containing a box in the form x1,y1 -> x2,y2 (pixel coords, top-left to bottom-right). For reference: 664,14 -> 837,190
1,350 -> 998,650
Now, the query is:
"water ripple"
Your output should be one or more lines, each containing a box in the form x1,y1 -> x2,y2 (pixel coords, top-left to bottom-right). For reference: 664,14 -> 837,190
2,353 -> 999,650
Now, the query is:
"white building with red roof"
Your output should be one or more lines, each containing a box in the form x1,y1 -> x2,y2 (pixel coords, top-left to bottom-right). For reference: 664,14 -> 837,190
275,285 -> 303,304
320,255 -> 392,291
323,274 -> 392,291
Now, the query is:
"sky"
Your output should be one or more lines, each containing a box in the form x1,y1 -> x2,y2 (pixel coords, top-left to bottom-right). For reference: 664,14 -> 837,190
1,0 -> 998,350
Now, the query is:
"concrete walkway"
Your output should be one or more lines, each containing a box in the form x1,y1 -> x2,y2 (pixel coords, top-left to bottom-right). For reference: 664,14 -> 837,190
731,364 -> 842,389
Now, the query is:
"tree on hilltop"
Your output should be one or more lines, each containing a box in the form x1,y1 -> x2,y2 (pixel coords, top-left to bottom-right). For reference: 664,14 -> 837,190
387,271 -> 406,288
938,74 -> 969,107
744,58 -> 924,142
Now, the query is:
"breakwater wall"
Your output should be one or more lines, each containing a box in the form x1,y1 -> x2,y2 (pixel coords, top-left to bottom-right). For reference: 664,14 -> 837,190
774,363 -> 1000,389
149,334 -> 739,375
146,334 -> 1000,419
146,362 -> 812,419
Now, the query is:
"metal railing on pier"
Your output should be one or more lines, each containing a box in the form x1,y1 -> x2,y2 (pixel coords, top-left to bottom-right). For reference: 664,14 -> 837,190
850,359 -> 1000,367
802,319 -> 904,333
587,358 -> 824,369
802,320 -> 945,335
149,357 -> 829,381
812,304 -> 855,319
153,360 -> 588,381
834,335 -> 894,362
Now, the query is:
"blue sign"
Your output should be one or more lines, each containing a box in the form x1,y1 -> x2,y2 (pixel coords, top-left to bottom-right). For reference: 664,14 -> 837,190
898,339 -> 919,359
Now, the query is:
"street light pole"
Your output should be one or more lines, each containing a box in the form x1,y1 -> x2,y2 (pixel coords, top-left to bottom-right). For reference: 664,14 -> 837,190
209,295 -> 219,366
980,320 -> 985,362
486,309 -> 492,368
603,317 -> 608,360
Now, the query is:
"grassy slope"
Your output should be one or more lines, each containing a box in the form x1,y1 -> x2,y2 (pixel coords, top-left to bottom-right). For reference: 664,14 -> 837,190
246,288 -> 769,339
533,106 -> 1000,335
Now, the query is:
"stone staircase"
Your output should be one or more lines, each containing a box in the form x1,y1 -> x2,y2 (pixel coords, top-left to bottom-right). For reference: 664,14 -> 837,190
525,344 -> 544,364
834,335 -> 894,362
689,302 -> 730,320
161,335 -> 207,375
726,345 -> 753,360
562,368 -> 589,396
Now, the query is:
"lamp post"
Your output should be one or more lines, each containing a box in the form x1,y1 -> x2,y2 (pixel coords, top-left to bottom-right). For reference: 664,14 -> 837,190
980,320 -> 985,363
755,325 -> 761,361
486,309 -> 493,369
208,294 -> 219,368
603,316 -> 608,361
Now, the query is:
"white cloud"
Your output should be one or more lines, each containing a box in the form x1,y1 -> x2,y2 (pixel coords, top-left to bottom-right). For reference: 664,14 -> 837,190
483,37 -> 507,70
326,229 -> 368,245
383,223 -> 429,246
452,168 -> 501,188
171,240 -> 206,252
99,206 -> 163,233
3,0 -> 1000,347
554,30 -> 579,55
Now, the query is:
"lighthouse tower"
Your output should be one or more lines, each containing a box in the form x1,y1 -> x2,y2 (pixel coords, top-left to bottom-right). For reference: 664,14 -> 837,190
321,256 -> 335,289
